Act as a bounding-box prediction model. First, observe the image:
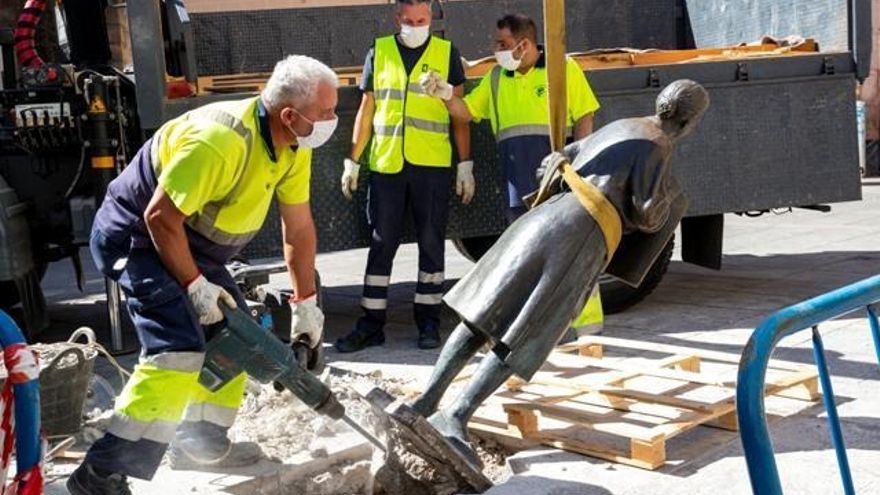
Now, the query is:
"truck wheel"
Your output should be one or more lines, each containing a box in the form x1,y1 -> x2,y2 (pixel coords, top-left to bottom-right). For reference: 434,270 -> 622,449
0,281 -> 19,308
0,262 -> 47,309
599,236 -> 674,314
452,235 -> 500,263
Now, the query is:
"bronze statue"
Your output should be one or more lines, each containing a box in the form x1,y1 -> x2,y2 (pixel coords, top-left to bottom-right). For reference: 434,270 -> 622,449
410,79 -> 710,463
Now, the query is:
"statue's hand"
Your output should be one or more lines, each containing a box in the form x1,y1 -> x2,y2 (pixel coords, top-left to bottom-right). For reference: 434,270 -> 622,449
536,151 -> 568,183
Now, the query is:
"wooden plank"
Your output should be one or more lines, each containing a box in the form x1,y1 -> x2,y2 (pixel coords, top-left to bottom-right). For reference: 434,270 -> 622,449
545,350 -> 721,387
579,343 -> 603,358
564,336 -> 814,372
631,438 -> 666,467
505,403 -> 664,443
533,433 -> 664,470
521,374 -> 730,413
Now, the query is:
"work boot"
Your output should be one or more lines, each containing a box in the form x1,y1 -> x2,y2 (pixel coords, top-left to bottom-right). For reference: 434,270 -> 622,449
169,421 -> 264,470
334,327 -> 385,353
66,462 -> 132,495
417,324 -> 441,350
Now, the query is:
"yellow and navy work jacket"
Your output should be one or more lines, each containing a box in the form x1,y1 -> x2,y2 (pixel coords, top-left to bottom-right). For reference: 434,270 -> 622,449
463,51 -> 600,207
369,35 -> 453,174
95,96 -> 312,263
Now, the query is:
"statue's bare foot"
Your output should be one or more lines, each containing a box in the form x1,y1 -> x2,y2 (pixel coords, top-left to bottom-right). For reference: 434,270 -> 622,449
427,411 -> 482,469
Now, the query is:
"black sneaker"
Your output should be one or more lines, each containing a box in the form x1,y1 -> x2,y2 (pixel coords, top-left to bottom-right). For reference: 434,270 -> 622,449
67,462 -> 132,495
417,325 -> 441,349
334,327 -> 385,353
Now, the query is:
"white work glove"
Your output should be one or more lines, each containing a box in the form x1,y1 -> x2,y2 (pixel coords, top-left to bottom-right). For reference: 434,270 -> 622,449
186,274 -> 236,325
418,71 -> 453,101
290,295 -> 325,349
341,158 -> 360,200
456,160 -> 476,205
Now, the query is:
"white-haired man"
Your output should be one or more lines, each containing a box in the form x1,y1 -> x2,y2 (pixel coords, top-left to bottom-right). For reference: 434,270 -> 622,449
67,55 -> 339,494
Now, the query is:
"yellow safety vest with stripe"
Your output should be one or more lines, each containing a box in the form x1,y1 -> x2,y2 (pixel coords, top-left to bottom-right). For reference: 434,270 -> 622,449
369,35 -> 452,174
150,97 -> 311,257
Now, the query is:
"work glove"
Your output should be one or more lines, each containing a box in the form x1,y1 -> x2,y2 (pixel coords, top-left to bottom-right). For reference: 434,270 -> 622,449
290,294 -> 325,349
418,71 -> 453,101
536,151 -> 568,184
186,274 -> 237,326
456,160 -> 476,205
341,158 -> 360,200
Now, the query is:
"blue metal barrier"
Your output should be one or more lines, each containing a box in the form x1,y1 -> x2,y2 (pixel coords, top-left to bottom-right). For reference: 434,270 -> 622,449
737,274 -> 880,495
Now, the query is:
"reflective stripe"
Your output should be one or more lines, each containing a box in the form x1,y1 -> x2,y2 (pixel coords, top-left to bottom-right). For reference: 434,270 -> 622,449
184,402 -> 238,427
418,271 -> 444,284
185,216 -> 259,247
107,413 -> 179,443
497,124 -> 551,142
374,124 -> 404,137
362,297 -> 388,310
365,275 -> 391,287
490,65 -> 574,142
140,352 -> 205,373
375,88 -> 405,100
153,107 -> 257,247
405,116 -> 449,134
414,293 -> 443,305
407,83 -> 426,95
490,65 -> 503,134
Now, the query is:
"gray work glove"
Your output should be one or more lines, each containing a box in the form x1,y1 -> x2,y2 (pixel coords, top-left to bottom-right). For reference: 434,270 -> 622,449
536,151 -> 568,185
341,158 -> 360,200
186,274 -> 236,325
290,295 -> 325,349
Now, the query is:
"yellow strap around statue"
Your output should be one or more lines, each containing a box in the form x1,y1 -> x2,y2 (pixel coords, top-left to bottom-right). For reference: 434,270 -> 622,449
560,163 -> 622,263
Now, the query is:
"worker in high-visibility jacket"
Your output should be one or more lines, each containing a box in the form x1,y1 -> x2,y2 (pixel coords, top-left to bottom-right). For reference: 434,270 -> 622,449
67,55 -> 339,494
336,0 -> 472,352
420,13 -> 604,337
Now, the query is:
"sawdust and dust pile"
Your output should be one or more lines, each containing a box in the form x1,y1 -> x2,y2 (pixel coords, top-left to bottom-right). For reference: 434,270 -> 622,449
230,371 -> 411,461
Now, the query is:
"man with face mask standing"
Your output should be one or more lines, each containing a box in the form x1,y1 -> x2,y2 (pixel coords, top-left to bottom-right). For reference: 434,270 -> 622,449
421,13 -> 604,338
337,0 -> 471,352
66,55 -> 339,495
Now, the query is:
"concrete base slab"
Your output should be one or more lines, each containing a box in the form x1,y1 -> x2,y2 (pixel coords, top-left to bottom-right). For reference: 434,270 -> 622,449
362,387 -> 493,493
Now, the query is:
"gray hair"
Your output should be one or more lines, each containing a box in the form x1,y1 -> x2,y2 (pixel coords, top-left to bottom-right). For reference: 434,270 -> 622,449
261,55 -> 338,112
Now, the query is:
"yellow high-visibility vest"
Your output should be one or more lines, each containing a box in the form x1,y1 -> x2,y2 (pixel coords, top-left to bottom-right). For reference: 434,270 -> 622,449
370,35 -> 452,174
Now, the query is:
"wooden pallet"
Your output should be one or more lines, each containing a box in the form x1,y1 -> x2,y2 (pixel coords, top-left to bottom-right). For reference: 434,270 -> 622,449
464,336 -> 820,470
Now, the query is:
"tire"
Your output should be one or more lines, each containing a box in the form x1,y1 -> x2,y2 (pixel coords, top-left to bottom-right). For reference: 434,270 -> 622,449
0,281 -> 19,308
452,234 -> 675,315
452,235 -> 499,263
0,262 -> 47,309
599,236 -> 674,314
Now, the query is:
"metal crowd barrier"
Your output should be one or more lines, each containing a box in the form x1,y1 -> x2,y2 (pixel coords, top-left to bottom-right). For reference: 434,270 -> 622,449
736,274 -> 880,495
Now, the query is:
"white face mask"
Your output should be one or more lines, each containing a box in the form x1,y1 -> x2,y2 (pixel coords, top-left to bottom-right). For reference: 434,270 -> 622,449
287,109 -> 338,149
399,24 -> 431,48
494,41 -> 525,71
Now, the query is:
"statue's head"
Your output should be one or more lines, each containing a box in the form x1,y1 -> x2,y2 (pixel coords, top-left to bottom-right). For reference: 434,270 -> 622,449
655,80 -> 709,140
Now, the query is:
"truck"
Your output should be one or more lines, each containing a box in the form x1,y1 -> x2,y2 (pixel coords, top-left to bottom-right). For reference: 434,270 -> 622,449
0,0 -> 870,343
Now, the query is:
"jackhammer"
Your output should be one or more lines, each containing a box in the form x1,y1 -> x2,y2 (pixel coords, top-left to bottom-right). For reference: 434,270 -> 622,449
199,306 -> 385,451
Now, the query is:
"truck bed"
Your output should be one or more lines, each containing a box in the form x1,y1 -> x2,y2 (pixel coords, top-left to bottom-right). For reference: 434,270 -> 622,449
163,44 -> 861,258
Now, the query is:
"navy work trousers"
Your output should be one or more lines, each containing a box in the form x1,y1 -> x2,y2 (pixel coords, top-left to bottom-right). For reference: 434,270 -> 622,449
356,165 -> 452,334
